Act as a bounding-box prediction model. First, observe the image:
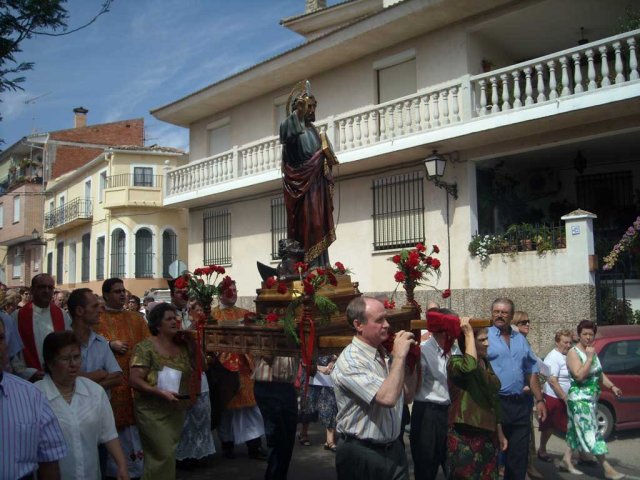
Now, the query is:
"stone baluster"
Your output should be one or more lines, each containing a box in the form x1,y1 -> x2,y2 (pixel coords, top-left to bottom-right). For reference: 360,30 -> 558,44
253,147 -> 260,174
394,103 -> 403,136
489,76 -> 499,113
524,67 -> 535,104
346,118 -> 354,149
338,120 -> 346,149
257,145 -> 264,172
559,57 -> 571,96
403,100 -> 412,132
440,91 -> 449,124
227,155 -> 234,179
535,63 -> 547,102
386,105 -> 396,137
354,115 -> 362,147
431,93 -> 440,127
361,112 -> 369,145
198,163 -> 205,188
411,98 -> 421,131
613,41 -> 625,83
599,46 -> 611,87
629,37 -> 639,80
585,49 -> 597,90
511,71 -> 522,108
450,87 -> 460,122
547,60 -> 558,99
369,110 -> 379,142
420,95 -> 431,127
265,142 -> 273,170
572,54 -> 584,93
478,79 -> 488,115
378,109 -> 387,141
500,74 -> 511,111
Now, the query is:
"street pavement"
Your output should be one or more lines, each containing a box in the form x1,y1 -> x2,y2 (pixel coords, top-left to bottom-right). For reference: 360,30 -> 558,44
177,422 -> 640,480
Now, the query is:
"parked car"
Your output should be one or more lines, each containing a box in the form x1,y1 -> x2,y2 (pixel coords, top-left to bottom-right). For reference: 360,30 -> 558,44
593,325 -> 640,440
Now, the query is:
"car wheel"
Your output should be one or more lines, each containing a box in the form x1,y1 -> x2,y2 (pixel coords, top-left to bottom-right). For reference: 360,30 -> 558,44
597,403 -> 614,441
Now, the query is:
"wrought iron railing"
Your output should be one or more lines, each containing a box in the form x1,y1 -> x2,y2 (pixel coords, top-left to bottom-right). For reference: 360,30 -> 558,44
45,198 -> 92,230
106,173 -> 163,188
470,222 -> 566,258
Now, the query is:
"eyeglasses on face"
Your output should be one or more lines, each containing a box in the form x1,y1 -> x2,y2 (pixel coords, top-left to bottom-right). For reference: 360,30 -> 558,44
517,320 -> 530,326
56,354 -> 82,364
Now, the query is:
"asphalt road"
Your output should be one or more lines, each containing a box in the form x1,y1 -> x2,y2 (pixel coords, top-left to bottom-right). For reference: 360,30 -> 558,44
177,423 -> 640,480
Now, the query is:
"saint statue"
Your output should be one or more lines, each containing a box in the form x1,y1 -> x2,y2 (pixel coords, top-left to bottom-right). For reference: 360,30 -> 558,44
280,81 -> 338,266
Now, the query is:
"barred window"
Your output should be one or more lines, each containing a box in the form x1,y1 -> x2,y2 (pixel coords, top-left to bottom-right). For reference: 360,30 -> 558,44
203,209 -> 231,265
56,242 -> 64,284
270,196 -> 287,260
96,237 -> 105,280
111,228 -> 126,278
47,252 -> 53,276
81,233 -> 90,282
372,171 -> 425,250
135,229 -> 153,278
162,229 -> 178,278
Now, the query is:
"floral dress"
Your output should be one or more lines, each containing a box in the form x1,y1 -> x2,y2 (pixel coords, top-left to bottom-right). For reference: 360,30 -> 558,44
566,347 -> 608,455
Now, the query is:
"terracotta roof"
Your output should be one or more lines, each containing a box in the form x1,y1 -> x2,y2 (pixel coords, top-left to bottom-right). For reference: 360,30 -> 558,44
109,145 -> 185,154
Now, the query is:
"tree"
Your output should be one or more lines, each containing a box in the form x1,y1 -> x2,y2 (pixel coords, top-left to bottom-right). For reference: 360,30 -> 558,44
0,0 -> 112,141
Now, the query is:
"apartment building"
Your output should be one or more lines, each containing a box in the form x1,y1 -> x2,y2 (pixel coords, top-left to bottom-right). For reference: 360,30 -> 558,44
152,0 -> 640,350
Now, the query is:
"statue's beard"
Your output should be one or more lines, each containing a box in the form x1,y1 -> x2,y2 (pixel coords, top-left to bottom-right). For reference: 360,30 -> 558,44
305,112 -> 315,123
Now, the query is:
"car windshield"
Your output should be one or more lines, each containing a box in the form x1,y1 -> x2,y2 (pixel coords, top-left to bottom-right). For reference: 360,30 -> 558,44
599,339 -> 640,375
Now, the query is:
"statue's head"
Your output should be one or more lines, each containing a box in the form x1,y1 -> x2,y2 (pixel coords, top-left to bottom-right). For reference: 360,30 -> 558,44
292,94 -> 316,124
278,238 -> 304,260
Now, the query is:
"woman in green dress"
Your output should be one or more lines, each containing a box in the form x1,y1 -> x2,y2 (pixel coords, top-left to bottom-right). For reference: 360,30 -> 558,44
565,320 -> 624,479
446,317 -> 507,479
129,303 -> 194,480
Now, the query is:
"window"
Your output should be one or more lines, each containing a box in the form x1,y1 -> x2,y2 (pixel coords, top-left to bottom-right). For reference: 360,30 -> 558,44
13,196 -> 20,223
99,171 -> 107,203
576,172 -> 632,230
68,242 -> 76,284
270,196 -> 287,260
12,247 -> 22,278
0,204 -> 3,227
372,171 -> 425,250
84,179 -> 92,200
56,242 -> 64,284
135,228 -> 153,278
96,236 -> 105,280
599,340 -> 640,375
162,229 -> 177,278
203,208 -> 231,265
133,167 -> 154,187
110,229 -> 126,277
81,233 -> 90,282
207,121 -> 231,157
47,252 -> 53,275
376,56 -> 416,104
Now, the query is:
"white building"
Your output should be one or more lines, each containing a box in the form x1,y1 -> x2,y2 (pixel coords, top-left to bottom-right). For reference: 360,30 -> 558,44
152,0 -> 640,350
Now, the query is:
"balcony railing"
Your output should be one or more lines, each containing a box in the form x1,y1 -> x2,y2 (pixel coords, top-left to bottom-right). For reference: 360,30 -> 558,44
165,29 -> 640,201
44,197 -> 93,231
106,173 -> 163,188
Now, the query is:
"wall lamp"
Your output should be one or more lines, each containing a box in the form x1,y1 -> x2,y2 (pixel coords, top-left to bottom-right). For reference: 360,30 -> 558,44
423,150 -> 458,199
31,229 -> 47,246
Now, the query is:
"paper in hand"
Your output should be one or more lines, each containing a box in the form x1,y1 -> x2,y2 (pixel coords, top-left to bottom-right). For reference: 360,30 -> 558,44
157,366 -> 182,393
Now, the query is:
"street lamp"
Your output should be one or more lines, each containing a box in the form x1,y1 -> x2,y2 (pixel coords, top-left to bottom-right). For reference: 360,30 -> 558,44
423,150 -> 458,199
31,229 -> 47,246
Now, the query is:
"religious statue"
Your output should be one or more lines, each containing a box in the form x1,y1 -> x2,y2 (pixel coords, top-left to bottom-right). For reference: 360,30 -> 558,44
280,80 -> 338,266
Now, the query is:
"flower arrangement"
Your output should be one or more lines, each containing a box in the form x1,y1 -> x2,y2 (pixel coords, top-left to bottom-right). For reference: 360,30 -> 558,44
174,264 -> 229,309
603,216 -> 640,270
263,261 -> 349,342
387,243 -> 445,310
468,234 -> 505,261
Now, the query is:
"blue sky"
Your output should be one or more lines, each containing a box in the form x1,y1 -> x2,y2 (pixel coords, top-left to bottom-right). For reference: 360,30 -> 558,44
0,0 -> 339,151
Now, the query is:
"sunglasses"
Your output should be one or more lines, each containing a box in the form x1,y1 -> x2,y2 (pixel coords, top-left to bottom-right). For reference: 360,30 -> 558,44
517,320 -> 530,326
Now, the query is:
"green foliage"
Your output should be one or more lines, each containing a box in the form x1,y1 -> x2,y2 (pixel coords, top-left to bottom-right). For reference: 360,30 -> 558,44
600,284 -> 633,325
617,6 -> 640,33
314,294 -> 338,322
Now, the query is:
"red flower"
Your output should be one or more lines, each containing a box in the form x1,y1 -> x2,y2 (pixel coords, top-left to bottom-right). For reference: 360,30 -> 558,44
316,268 -> 326,276
431,258 -> 441,269
294,262 -> 308,274
265,312 -> 279,324
277,282 -> 289,294
334,262 -> 346,274
416,243 -> 426,252
303,280 -> 315,295
265,276 -> 277,288
305,273 -> 316,282
384,299 -> 396,309
174,276 -> 189,289
202,266 -> 213,276
442,288 -> 451,299
406,252 -> 420,268
394,271 -> 406,283
193,267 -> 204,276
409,270 -> 422,280
392,254 -> 401,264
432,245 -> 440,253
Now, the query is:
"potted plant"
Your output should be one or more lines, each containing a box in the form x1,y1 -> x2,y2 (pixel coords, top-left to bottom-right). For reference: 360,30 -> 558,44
506,223 -> 535,251
534,225 -> 554,254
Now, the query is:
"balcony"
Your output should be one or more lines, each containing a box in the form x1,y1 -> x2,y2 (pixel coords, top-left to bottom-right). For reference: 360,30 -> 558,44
104,173 -> 163,209
164,29 -> 640,208
44,197 -> 93,234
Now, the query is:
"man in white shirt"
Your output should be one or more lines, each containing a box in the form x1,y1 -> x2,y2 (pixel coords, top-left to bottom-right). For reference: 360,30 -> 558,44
409,308 -> 458,480
13,274 -> 71,381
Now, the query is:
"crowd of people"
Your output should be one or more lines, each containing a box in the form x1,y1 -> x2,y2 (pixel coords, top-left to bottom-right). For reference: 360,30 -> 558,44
0,274 -> 627,480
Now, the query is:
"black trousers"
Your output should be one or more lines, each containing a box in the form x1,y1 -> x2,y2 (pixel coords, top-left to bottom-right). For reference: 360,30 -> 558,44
254,381 -> 297,480
499,395 -> 531,480
409,401 -> 449,480
336,436 -> 409,480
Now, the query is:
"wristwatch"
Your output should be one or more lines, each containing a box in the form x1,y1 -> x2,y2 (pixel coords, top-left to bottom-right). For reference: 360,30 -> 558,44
536,398 -> 545,405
